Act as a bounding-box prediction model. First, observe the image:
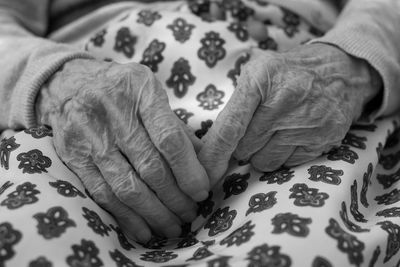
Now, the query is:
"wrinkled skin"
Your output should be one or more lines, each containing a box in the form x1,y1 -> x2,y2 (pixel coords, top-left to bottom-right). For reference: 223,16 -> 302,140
199,44 -> 382,186
36,59 -> 210,242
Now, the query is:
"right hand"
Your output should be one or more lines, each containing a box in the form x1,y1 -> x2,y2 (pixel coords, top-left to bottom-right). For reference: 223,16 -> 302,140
36,59 -> 210,242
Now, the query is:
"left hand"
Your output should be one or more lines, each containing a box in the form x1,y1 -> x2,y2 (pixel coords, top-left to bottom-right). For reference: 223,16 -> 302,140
198,44 -> 381,185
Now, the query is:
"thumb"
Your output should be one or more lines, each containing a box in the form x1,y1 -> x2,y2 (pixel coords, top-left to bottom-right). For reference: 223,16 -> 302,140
198,69 -> 261,186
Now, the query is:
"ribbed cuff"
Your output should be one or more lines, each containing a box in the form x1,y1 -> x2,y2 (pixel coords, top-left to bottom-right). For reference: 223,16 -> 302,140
310,26 -> 400,120
9,43 -> 94,129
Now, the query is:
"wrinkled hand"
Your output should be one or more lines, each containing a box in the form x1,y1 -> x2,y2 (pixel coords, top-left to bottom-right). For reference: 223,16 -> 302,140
36,59 -> 209,242
199,44 -> 381,185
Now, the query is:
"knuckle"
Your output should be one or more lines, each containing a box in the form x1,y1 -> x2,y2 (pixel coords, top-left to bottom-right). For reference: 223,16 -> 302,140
112,174 -> 147,205
158,129 -> 187,162
138,159 -> 171,191
91,183 -> 111,205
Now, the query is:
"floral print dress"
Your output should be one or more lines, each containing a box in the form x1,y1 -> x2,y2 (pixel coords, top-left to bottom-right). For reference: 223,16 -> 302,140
1,1 -> 400,266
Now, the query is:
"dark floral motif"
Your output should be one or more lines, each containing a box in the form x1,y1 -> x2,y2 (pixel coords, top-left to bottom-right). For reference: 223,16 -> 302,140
307,165 -> 343,185
143,236 -> 168,249
375,188 -> 400,206
246,191 -> 277,216
198,191 -> 215,218
350,180 -> 367,222
385,128 -> 400,148
140,39 -> 166,72
0,222 -> 22,266
220,221 -> 255,247
110,224 -> 135,250
24,125 -> 53,139
176,235 -> 199,249
0,136 -> 20,170
289,183 -> 329,207
258,37 -> 278,51
360,163 -> 373,208
368,246 -> 380,267
271,212 -> 312,237
114,27 -> 137,58
167,17 -> 195,43
207,256 -> 231,267
281,7 -> 300,37
188,0 -> 210,17
312,256 -> 332,267
259,168 -> 294,184
17,149 -> 52,174
49,180 -> 86,198
186,246 -> 213,261
140,250 -> 178,263
186,246 -> 214,261
82,207 -> 111,236
204,206 -> 237,237
196,84 -> 225,110
0,181 -> 13,196
376,142 -> 383,159
137,9 -> 161,26
90,29 -> 107,47
350,124 -> 377,132
66,239 -> 103,267
342,133 -> 367,150
376,207 -> 400,218
227,21 -> 248,41
223,0 -> 255,21
166,58 -> 196,98
309,26 -> 324,37
195,120 -> 213,139
33,206 -> 76,239
377,168 -> 400,189
340,202 -> 369,233
227,53 -> 250,87
198,31 -> 226,68
379,151 -> 400,170
223,172 -> 250,199
377,220 -> 400,263
1,181 -> 40,209
246,243 -> 291,267
325,218 -> 365,266
29,256 -> 53,267
110,249 -> 143,267
174,108 -> 194,124
327,145 -> 358,164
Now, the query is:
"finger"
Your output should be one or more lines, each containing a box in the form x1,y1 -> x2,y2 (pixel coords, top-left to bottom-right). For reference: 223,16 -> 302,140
69,161 -> 152,243
284,143 -> 336,167
180,120 -> 204,154
198,67 -> 262,185
93,150 -> 183,238
234,105 -> 275,161
138,74 -> 209,201
117,124 -> 198,223
250,132 -> 296,172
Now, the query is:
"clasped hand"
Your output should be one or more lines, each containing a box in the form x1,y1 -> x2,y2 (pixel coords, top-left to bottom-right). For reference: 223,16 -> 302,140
199,44 -> 381,186
36,59 -> 210,242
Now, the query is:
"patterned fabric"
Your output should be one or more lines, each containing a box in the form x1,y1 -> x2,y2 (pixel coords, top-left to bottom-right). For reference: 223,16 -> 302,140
1,1 -> 400,266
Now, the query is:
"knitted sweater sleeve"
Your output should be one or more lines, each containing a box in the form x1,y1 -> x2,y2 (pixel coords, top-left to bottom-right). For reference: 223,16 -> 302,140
0,0 -> 94,131
312,0 -> 400,119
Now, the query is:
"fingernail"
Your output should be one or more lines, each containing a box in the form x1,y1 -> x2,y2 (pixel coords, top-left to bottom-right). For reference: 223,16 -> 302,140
136,229 -> 151,243
192,190 -> 209,202
165,224 -> 182,238
181,210 -> 197,222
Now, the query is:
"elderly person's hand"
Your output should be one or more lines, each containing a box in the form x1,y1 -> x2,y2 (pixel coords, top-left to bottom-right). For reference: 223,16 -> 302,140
199,43 -> 382,185
36,59 -> 209,242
